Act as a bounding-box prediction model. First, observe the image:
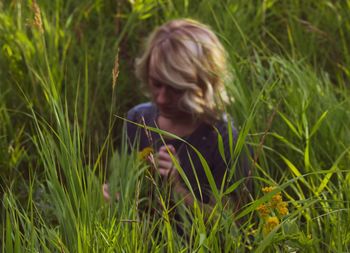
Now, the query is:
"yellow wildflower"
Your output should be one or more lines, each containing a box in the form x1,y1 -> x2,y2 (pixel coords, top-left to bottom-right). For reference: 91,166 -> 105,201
276,201 -> 288,216
262,186 -> 274,193
138,147 -> 154,161
271,193 -> 283,207
272,193 -> 282,202
256,186 -> 289,237
256,204 -> 270,218
263,216 -> 280,235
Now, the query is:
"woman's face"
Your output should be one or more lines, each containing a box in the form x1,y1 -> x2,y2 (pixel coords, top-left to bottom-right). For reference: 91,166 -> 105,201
149,77 -> 186,119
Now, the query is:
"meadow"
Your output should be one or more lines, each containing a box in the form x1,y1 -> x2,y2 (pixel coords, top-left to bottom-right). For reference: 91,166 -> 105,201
1,0 -> 350,252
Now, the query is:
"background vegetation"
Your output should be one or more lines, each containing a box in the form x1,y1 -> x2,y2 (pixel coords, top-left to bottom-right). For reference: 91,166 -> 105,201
1,0 -> 349,252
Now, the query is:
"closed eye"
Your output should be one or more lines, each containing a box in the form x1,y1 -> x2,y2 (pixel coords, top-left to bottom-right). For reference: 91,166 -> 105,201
153,82 -> 163,89
149,77 -> 184,94
167,85 -> 184,95
149,78 -> 163,89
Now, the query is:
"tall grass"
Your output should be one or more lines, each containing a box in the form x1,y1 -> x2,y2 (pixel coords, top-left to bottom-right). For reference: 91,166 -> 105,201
1,0 -> 350,252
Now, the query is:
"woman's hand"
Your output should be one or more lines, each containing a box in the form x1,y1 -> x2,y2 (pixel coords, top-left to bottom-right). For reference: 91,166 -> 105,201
157,145 -> 179,183
156,145 -> 194,205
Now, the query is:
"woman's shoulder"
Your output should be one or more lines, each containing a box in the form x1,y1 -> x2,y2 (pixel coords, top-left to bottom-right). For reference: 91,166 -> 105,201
127,102 -> 157,122
213,113 -> 238,140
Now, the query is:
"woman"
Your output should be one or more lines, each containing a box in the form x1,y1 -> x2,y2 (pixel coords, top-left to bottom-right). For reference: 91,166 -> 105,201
105,19 -> 251,207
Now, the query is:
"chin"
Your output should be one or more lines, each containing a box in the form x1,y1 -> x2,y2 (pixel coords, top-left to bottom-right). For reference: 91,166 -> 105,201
159,111 -> 177,119
160,110 -> 193,120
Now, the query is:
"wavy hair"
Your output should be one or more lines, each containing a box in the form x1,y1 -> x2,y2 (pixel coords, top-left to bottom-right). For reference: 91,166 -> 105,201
135,19 -> 230,122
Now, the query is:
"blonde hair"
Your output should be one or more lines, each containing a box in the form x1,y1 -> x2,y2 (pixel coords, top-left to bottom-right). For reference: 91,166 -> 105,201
135,18 -> 230,122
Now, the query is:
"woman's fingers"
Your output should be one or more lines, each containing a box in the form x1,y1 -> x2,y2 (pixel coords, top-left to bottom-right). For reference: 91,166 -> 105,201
157,158 -> 173,178
157,152 -> 171,162
159,145 -> 175,155
157,159 -> 172,169
157,145 -> 176,169
157,145 -> 179,182
159,168 -> 171,177
158,145 -> 175,159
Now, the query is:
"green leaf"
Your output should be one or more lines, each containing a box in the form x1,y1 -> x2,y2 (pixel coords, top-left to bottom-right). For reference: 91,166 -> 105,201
5,207 -> 13,253
310,111 -> 328,138
316,146 -> 350,195
278,111 -> 302,139
214,127 -> 227,164
270,132 -> 303,154
223,178 -> 245,195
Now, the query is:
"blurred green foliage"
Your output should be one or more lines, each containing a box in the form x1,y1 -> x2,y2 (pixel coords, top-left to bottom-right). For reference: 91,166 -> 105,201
1,0 -> 350,251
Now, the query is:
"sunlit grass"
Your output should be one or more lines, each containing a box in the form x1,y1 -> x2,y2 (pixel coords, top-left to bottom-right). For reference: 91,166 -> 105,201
1,0 -> 350,252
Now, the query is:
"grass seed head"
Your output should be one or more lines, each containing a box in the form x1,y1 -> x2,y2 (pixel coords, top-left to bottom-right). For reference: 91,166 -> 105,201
112,49 -> 119,90
31,0 -> 43,33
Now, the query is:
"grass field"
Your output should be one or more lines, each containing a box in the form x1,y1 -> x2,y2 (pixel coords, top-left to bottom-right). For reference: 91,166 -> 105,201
1,0 -> 350,252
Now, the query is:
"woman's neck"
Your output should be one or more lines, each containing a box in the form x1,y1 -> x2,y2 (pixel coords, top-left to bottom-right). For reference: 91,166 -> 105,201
157,115 -> 202,138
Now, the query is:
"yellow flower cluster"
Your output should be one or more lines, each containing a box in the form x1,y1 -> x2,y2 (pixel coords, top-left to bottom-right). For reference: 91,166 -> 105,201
276,201 -> 288,216
271,193 -> 283,206
263,216 -> 280,235
256,186 -> 289,236
256,204 -> 270,218
138,147 -> 154,161
262,186 -> 274,193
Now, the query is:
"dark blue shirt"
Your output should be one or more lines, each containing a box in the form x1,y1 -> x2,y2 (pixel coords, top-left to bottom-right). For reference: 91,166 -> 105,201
126,102 -> 251,203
